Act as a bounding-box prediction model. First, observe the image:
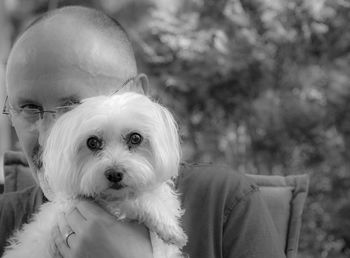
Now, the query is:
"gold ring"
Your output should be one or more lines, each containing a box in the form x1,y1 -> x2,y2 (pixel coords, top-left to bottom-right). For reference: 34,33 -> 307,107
65,231 -> 75,248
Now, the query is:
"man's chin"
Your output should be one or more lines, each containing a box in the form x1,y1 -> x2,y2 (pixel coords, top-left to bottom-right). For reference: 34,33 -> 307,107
32,160 -> 43,171
35,166 -> 44,176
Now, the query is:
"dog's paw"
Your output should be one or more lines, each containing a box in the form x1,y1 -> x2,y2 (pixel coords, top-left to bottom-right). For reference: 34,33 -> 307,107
159,226 -> 188,248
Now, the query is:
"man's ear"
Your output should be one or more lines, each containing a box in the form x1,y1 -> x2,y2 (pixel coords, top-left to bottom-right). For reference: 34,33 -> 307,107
132,73 -> 149,95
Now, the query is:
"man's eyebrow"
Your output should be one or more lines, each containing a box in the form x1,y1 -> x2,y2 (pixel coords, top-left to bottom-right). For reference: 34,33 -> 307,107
59,96 -> 81,105
16,97 -> 41,105
15,96 -> 81,106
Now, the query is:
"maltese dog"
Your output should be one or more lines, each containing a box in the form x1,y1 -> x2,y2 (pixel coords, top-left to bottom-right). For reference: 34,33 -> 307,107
4,92 -> 187,258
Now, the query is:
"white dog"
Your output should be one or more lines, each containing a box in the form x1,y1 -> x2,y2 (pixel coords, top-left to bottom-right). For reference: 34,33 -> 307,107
3,92 -> 187,258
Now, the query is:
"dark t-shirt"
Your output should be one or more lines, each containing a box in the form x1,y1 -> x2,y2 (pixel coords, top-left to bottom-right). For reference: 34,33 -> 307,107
0,163 -> 286,258
0,184 -> 43,255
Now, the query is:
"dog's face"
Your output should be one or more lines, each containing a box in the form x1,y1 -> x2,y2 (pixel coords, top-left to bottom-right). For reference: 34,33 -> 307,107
43,92 -> 180,198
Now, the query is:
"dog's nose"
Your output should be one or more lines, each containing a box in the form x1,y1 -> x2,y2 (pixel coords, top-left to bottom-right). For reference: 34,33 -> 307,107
104,169 -> 124,183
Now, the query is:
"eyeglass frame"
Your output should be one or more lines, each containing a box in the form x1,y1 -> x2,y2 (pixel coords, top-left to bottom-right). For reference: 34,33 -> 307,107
2,75 -> 137,121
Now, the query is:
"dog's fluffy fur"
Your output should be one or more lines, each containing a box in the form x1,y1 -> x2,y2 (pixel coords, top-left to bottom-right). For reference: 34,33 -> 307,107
3,92 -> 187,258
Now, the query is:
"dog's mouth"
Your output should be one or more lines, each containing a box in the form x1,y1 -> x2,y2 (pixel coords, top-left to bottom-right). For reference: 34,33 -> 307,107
109,182 -> 126,190
98,182 -> 130,202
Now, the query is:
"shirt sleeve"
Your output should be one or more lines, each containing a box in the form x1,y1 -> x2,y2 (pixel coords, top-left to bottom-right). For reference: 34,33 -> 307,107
222,185 -> 286,258
178,164 -> 287,258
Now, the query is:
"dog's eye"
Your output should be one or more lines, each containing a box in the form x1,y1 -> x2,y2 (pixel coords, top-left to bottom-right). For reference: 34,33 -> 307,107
127,133 -> 143,146
86,136 -> 103,151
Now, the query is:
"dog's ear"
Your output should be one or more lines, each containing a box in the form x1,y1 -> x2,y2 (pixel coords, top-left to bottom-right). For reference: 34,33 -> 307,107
152,103 -> 181,180
43,108 -> 84,196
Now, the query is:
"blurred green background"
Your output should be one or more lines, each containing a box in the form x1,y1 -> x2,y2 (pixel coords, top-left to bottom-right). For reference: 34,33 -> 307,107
1,0 -> 350,257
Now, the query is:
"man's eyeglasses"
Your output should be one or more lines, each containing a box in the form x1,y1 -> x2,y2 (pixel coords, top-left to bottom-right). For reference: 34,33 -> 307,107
2,76 -> 136,124
110,76 -> 136,96
2,98 -> 79,123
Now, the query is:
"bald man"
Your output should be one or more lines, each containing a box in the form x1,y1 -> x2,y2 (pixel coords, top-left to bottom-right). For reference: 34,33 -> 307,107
0,6 -> 286,258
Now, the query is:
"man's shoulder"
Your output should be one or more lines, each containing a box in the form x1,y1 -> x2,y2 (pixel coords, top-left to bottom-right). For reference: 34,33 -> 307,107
0,185 -> 43,215
178,163 -> 269,257
177,162 -> 258,205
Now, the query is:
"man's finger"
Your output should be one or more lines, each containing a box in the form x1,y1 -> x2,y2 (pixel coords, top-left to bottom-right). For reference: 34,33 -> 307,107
49,228 -> 57,257
76,200 -> 108,220
64,208 -> 86,233
57,212 -> 77,251
50,225 -> 65,258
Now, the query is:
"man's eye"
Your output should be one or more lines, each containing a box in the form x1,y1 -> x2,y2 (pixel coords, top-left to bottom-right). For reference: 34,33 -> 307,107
20,104 -> 41,111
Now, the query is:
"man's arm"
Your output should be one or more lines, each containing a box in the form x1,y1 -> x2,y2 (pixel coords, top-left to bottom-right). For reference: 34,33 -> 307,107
222,186 -> 286,258
178,164 -> 286,258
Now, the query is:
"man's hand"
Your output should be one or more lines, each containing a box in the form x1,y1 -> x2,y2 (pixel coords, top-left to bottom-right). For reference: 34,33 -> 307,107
50,200 -> 153,258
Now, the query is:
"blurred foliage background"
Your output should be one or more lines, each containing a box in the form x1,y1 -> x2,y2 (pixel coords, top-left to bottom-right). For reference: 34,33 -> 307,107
1,0 -> 350,257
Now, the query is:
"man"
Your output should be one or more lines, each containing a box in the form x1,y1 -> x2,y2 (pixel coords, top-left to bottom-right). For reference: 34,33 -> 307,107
0,6 -> 286,258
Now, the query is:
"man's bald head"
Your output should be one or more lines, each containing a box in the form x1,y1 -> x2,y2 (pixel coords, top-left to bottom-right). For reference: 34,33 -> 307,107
26,5 -> 130,37
24,5 -> 135,64
7,6 -> 138,92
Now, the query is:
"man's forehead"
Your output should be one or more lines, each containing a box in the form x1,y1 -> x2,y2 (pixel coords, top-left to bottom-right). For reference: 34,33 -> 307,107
10,82 -> 85,102
8,60 -> 123,85
8,75 -> 121,102
10,30 -> 121,74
